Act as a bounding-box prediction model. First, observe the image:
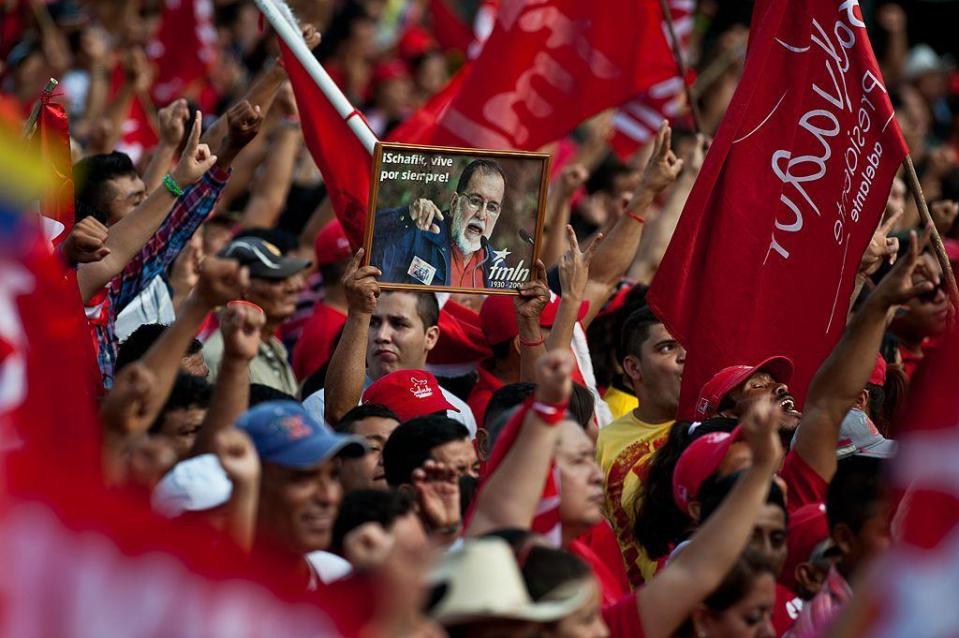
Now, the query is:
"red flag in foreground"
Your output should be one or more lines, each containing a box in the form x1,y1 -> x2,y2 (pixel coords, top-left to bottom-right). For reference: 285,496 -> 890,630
36,88 -> 75,241
0,213 -> 370,637
648,0 -> 908,416
420,0 -> 676,150
148,0 -> 218,105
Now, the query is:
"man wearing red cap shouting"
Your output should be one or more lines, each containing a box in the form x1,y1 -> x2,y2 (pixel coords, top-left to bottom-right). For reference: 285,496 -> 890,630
305,250 -> 476,435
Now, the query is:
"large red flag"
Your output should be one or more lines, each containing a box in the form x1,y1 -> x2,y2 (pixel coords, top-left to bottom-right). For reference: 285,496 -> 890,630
147,0 -> 218,105
610,0 -> 695,159
278,40 -> 374,250
419,0 -> 676,151
647,0 -> 908,417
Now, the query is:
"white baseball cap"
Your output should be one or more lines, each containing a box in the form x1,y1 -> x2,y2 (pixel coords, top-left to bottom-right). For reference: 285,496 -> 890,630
151,454 -> 233,517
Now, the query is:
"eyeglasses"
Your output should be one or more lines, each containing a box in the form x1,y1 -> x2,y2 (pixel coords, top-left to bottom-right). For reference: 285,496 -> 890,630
460,192 -> 501,216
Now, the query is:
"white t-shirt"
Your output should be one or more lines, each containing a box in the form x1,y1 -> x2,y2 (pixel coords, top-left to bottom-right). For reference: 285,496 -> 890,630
303,378 -> 477,438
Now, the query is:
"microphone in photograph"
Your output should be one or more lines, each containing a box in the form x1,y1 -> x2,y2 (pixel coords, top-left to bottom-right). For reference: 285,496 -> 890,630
518,228 -> 535,246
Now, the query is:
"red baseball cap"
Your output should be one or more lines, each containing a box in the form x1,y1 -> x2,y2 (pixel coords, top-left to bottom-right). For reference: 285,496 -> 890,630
480,294 -> 589,346
362,370 -> 459,423
694,356 -> 794,420
672,426 -> 743,515
782,503 -> 831,591
313,219 -> 352,267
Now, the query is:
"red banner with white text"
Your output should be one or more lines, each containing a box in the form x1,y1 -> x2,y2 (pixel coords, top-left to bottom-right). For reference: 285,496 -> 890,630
648,0 -> 908,417
423,0 -> 676,151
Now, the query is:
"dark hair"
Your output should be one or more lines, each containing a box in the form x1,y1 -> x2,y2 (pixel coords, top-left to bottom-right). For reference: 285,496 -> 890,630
633,418 -> 738,558
619,305 -> 663,363
116,324 -> 203,373
568,383 -> 595,430
864,382 -> 887,434
827,456 -> 884,534
455,159 -> 506,194
634,420 -> 696,559
586,283 -> 648,389
699,471 -> 788,525
704,549 -> 776,612
459,474 -> 479,518
73,152 -> 138,222
383,415 -> 469,487
249,383 -> 296,407
330,489 -> 414,554
381,290 -> 440,329
336,403 -> 399,434
483,382 -> 537,456
485,382 -> 536,429
520,546 -> 592,601
585,154 -> 635,196
148,373 -> 213,434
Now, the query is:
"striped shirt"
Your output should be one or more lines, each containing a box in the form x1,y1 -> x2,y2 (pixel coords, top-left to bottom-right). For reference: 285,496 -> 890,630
89,166 -> 231,388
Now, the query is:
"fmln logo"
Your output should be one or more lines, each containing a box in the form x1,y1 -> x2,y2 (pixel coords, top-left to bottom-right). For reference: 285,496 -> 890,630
488,247 -> 530,283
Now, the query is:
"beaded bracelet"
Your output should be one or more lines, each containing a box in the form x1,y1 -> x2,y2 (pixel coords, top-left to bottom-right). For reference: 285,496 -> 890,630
162,173 -> 184,198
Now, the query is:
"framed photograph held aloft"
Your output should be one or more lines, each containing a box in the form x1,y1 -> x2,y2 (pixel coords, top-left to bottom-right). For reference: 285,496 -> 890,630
363,142 -> 551,295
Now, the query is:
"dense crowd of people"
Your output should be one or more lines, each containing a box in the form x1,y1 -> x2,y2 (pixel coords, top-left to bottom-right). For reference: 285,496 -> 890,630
4,0 -> 959,636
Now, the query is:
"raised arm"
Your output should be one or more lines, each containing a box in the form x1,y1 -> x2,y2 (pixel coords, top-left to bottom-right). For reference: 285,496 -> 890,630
213,427 -> 262,552
142,99 -> 190,194
540,164 -> 588,269
515,260 -> 551,382
466,350 -> 574,537
547,226 -> 602,353
324,249 -> 381,425
630,135 -> 707,284
637,397 -> 782,638
76,112 -> 216,301
240,85 -> 301,228
191,302 -> 265,456
794,229 -> 935,482
136,257 -> 250,428
580,123 -> 683,328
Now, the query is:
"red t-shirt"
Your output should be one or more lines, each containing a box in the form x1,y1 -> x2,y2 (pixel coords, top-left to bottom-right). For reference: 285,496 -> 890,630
779,451 -> 828,514
602,594 -> 645,638
772,583 -> 803,636
574,521 -> 631,599
291,303 -> 347,381
466,364 -> 505,427
450,246 -> 487,288
570,531 -> 629,607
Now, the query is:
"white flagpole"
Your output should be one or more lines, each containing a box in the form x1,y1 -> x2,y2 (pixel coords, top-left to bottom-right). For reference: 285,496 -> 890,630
254,0 -> 378,154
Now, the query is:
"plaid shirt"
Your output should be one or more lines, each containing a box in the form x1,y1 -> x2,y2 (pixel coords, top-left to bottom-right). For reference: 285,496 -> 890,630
786,566 -> 852,638
90,166 -> 231,388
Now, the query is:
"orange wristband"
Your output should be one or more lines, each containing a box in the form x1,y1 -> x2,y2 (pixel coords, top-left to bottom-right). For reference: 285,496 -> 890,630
628,213 -> 646,224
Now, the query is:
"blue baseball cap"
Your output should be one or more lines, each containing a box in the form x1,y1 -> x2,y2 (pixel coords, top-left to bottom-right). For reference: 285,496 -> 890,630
237,401 -> 367,468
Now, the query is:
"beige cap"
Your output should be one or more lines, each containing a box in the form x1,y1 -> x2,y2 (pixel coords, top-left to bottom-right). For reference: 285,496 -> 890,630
428,538 -> 592,627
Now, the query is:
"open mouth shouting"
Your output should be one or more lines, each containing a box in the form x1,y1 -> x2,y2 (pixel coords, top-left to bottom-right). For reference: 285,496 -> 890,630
779,395 -> 802,417
465,219 -> 485,238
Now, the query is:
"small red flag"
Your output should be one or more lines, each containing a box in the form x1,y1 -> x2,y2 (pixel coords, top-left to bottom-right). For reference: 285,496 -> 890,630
36,89 -> 75,241
648,0 -> 908,417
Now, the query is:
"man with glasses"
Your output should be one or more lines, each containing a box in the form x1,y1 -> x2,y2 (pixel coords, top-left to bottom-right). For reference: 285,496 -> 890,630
370,159 -> 506,288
